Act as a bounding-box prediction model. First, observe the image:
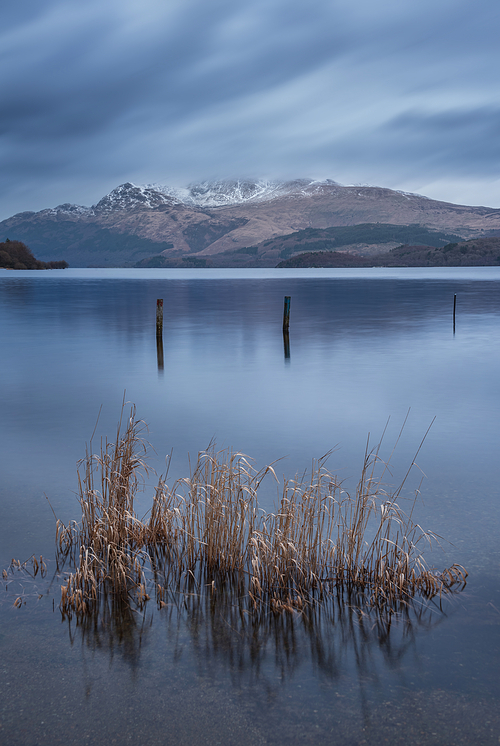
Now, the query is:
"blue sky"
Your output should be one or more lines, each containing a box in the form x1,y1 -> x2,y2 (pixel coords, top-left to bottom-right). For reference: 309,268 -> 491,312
1,0 -> 499,219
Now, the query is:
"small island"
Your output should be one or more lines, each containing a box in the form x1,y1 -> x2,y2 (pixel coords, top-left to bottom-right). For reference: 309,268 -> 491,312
0,239 -> 68,270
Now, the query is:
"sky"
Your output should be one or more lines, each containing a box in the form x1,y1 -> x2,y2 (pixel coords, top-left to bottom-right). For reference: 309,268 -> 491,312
1,0 -> 500,219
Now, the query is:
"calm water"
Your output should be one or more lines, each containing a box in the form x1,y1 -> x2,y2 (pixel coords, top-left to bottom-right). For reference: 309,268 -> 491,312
0,267 -> 499,745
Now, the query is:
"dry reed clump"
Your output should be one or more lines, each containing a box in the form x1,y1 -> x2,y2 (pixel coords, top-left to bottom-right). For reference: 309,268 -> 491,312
2,555 -> 48,608
56,407 -> 466,619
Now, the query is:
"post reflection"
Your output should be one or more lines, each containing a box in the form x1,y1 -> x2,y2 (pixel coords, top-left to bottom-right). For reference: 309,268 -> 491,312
283,330 -> 290,360
156,333 -> 164,371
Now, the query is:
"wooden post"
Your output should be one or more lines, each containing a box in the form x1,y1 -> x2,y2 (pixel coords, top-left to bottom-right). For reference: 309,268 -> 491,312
283,296 -> 291,332
156,299 -> 164,371
156,299 -> 163,337
453,294 -> 457,334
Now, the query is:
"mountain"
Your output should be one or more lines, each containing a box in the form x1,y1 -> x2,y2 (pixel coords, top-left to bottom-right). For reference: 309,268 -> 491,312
2,179 -> 500,267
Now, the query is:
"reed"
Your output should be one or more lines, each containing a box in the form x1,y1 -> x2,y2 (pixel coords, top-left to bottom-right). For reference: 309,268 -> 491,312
57,407 -> 466,619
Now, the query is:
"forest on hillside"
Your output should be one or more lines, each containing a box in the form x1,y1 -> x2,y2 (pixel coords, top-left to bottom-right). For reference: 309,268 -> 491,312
277,237 -> 500,268
0,240 -> 68,269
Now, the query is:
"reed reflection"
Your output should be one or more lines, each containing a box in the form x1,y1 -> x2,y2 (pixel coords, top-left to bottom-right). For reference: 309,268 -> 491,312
163,576 -> 446,687
64,593 -> 152,672
60,571 -> 447,692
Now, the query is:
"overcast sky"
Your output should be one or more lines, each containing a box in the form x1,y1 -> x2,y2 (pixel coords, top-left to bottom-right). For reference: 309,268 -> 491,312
1,0 -> 499,219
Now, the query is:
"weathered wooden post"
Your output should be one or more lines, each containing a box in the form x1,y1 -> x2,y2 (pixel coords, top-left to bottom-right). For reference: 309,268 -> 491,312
156,299 -> 164,371
156,299 -> 163,337
453,294 -> 457,334
283,296 -> 291,332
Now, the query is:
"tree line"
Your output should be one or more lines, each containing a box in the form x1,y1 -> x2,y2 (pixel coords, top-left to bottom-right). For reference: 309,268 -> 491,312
0,239 -> 68,269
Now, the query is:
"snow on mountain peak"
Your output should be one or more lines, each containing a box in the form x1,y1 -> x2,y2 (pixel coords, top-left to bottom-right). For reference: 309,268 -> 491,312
185,179 -> 299,206
40,203 -> 91,217
146,179 -> 289,207
148,178 -> 341,207
89,178 -> 344,213
93,182 -> 179,213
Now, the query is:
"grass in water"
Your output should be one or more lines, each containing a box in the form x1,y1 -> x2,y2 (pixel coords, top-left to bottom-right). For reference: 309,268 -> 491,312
50,406 -> 465,621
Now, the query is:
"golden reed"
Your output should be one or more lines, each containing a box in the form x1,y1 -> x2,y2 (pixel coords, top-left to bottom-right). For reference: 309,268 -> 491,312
55,406 -> 466,618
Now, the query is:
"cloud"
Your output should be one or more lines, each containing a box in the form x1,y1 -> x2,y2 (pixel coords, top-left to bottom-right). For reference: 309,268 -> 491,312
1,0 -> 500,217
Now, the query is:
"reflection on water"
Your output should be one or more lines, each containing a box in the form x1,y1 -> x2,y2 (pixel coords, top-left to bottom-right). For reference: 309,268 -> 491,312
67,594 -> 152,672
156,331 -> 164,371
61,577 -> 449,690
283,329 -> 290,360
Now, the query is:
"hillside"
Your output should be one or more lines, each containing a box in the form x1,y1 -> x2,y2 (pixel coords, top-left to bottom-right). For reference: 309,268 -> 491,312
214,224 -> 465,268
276,237 -> 500,268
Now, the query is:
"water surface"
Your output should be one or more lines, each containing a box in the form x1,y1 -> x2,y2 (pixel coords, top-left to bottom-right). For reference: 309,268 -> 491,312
0,268 -> 499,745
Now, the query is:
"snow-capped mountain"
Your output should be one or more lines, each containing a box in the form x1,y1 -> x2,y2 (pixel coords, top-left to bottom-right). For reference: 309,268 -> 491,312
3,177 -> 500,268
36,178 -> 344,216
93,183 -> 180,213
151,178 -> 330,207
92,178 -> 344,212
